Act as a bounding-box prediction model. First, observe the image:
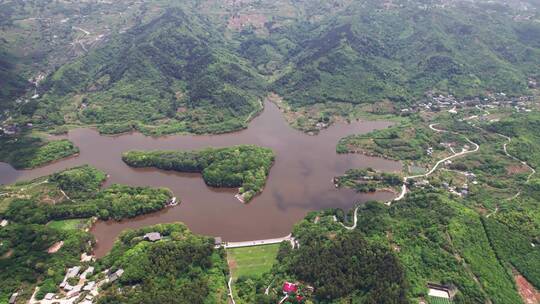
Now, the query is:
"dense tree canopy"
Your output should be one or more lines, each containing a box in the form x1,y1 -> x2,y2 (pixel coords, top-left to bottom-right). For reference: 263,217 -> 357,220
97,223 -> 228,304
123,145 -> 274,202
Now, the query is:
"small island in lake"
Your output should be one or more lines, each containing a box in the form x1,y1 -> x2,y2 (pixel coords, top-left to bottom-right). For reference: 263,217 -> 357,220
122,145 -> 275,203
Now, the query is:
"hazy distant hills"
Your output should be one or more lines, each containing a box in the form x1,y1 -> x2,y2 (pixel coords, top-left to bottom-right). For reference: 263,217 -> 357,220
2,0 -> 539,132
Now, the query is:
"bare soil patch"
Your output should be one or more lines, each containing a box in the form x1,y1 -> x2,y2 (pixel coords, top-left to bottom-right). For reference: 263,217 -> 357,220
228,14 -> 266,30
1,249 -> 13,259
507,164 -> 530,175
47,241 -> 64,254
515,274 -> 540,304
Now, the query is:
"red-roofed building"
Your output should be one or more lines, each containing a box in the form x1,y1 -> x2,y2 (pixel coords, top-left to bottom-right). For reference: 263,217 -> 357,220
283,282 -> 298,294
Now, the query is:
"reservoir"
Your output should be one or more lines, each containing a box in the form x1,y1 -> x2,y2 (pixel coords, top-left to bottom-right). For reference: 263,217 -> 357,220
0,101 -> 400,257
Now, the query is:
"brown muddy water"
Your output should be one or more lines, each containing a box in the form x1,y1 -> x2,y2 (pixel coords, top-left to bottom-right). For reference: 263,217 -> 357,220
0,101 -> 401,257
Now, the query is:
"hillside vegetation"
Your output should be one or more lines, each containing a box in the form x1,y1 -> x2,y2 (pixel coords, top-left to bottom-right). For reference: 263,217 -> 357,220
32,8 -> 265,135
0,165 -> 175,303
0,165 -> 173,223
239,191 -> 526,303
0,44 -> 26,111
97,223 -> 228,304
272,0 -> 540,108
0,135 -> 79,169
3,0 -> 537,135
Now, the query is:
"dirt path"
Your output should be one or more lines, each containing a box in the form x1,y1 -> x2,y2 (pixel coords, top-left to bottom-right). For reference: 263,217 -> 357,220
228,277 -> 236,304
515,274 -> 540,304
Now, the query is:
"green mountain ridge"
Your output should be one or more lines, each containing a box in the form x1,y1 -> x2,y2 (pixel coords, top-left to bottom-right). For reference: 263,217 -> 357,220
13,0 -> 537,134
272,1 -> 540,107
0,43 -> 26,112
34,8 -> 265,135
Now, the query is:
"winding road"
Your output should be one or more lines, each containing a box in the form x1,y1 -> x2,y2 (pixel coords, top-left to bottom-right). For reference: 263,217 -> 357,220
469,121 -> 536,205
387,123 -> 480,206
485,130 -> 536,217
340,207 -> 359,230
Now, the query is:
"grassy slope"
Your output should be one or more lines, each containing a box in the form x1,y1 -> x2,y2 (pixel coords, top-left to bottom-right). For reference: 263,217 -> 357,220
46,218 -> 91,231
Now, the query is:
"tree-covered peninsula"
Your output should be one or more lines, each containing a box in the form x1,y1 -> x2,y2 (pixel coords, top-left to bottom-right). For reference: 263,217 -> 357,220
0,165 -> 176,303
0,165 -> 173,224
0,135 -> 79,169
122,145 -> 274,203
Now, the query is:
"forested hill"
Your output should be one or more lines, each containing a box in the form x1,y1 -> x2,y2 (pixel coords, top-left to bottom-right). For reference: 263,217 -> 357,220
6,0 -> 539,134
34,8 -> 266,135
272,0 -> 540,107
0,43 -> 26,111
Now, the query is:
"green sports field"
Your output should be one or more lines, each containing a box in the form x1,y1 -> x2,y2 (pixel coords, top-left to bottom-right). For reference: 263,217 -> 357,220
428,296 -> 452,304
47,218 -> 90,231
226,244 -> 280,279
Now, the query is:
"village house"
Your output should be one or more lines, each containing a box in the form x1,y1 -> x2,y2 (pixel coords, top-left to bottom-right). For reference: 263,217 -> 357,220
81,266 -> 94,279
214,237 -> 223,248
109,268 -> 124,282
427,283 -> 457,300
282,282 -> 298,294
2,125 -> 18,135
8,293 -> 18,304
81,252 -> 94,262
67,284 -> 82,298
83,281 -> 96,291
144,232 -> 161,242
65,266 -> 81,280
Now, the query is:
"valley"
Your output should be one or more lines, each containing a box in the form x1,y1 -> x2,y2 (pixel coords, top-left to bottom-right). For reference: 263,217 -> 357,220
1,100 -> 400,258
1,0 -> 540,303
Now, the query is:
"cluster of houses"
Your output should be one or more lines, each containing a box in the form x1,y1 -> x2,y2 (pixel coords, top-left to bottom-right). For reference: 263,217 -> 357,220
442,181 -> 470,198
0,124 -> 19,136
21,265 -> 125,304
402,92 -> 536,115
412,170 -> 476,198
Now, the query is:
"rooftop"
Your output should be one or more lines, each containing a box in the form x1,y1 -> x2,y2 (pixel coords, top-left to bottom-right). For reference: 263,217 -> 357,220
144,232 -> 161,242
283,282 -> 298,294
